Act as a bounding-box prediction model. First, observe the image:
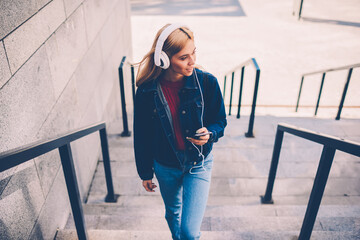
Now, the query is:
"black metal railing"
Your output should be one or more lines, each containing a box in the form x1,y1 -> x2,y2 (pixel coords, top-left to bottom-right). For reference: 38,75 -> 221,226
293,0 -> 305,20
223,58 -> 261,137
118,56 -> 131,137
261,123 -> 360,240
295,63 -> 360,120
0,122 -> 118,240
130,63 -> 136,108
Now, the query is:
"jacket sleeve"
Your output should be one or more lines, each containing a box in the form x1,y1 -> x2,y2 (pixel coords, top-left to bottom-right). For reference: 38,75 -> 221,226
203,73 -> 227,143
133,87 -> 154,180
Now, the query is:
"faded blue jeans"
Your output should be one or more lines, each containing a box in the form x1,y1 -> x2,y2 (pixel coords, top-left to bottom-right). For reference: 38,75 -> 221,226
153,153 -> 213,240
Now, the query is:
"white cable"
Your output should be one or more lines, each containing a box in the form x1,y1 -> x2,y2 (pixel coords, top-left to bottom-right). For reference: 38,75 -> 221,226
189,70 -> 207,174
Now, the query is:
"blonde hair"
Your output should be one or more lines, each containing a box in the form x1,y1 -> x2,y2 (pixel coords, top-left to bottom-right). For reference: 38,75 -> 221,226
135,24 -> 194,87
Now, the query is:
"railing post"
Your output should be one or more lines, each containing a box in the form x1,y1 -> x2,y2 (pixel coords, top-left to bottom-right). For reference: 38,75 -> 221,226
298,0 -> 304,20
315,73 -> 326,116
237,67 -> 245,119
261,128 -> 284,204
295,76 -> 304,112
223,75 -> 227,100
118,56 -> 131,137
99,128 -> 119,203
131,64 -> 136,109
229,72 -> 235,116
59,144 -> 88,240
298,146 -> 336,240
245,68 -> 260,138
336,68 -> 353,120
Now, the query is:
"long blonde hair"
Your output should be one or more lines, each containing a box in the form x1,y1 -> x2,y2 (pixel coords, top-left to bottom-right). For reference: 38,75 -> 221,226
135,24 -> 194,87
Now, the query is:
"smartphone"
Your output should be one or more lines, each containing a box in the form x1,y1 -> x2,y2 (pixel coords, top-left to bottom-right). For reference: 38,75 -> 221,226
191,132 -> 212,139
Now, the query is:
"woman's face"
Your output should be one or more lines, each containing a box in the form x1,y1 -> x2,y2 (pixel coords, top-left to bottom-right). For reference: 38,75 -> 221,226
169,40 -> 196,77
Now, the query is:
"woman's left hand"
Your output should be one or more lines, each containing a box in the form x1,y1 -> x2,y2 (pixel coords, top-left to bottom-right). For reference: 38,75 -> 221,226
186,127 -> 210,146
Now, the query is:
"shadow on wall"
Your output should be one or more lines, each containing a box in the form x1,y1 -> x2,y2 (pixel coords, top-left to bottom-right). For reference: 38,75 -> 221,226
131,0 -> 246,16
0,165 -> 45,239
0,219 -> 11,239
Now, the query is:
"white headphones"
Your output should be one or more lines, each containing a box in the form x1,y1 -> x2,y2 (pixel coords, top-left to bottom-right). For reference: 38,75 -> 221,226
154,23 -> 189,69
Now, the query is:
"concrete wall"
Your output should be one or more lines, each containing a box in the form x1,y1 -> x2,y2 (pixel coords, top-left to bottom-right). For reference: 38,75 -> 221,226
0,0 -> 133,239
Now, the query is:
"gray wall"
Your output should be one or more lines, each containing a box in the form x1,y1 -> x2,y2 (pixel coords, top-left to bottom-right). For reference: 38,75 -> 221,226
0,0 -> 133,239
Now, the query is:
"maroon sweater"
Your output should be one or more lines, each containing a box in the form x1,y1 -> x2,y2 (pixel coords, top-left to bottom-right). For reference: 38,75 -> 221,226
160,78 -> 186,151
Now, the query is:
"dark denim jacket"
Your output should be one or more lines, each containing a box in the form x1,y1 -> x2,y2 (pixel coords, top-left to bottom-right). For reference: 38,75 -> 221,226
134,68 -> 227,180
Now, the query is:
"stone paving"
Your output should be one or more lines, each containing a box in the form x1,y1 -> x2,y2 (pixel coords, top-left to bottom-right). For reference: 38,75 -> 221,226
130,0 -> 360,119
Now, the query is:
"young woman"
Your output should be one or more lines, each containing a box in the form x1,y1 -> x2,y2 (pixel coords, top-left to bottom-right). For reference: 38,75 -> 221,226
134,23 -> 227,240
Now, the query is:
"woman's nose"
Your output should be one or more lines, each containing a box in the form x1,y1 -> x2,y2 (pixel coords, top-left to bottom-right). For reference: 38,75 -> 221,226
189,55 -> 195,65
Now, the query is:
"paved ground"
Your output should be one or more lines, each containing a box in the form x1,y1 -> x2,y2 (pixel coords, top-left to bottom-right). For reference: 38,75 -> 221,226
130,0 -> 360,118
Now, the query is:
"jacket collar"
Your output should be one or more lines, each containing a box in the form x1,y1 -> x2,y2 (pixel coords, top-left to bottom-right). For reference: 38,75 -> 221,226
142,69 -> 200,93
183,72 -> 199,90
142,79 -> 157,92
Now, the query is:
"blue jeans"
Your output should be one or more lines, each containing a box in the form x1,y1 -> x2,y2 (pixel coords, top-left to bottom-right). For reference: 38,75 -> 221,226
153,153 -> 213,240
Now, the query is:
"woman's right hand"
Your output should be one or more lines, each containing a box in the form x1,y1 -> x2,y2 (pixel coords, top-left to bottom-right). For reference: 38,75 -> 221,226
142,179 -> 157,192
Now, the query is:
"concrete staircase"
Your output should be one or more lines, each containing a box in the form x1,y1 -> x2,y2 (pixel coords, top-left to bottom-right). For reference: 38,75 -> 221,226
56,115 -> 360,239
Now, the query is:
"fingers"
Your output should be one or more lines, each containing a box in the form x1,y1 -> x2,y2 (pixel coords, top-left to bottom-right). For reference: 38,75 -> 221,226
146,182 -> 157,192
142,180 -> 157,192
196,127 -> 207,134
186,137 -> 208,146
186,127 -> 209,146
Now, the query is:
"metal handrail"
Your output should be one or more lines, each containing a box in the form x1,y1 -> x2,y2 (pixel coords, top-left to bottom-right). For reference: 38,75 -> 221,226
261,123 -> 360,240
295,63 -> 360,120
0,122 -> 118,240
302,63 -> 360,76
223,58 -> 261,137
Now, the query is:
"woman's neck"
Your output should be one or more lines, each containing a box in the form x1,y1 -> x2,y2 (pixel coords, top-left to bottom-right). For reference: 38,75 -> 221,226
162,70 -> 184,82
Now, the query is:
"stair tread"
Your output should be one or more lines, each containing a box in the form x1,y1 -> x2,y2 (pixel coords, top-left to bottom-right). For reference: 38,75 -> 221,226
75,116 -> 360,238
86,194 -> 360,206
56,229 -> 360,240
64,214 -> 360,232
81,204 -> 360,218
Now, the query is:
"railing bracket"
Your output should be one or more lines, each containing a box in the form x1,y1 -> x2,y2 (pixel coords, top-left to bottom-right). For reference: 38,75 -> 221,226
105,193 -> 120,203
260,196 -> 274,204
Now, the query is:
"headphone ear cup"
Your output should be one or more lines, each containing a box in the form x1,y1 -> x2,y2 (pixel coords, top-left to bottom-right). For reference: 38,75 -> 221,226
159,51 -> 170,69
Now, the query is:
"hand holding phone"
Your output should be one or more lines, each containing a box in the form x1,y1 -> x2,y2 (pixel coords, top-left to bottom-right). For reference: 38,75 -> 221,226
186,127 -> 211,145
192,131 -> 212,139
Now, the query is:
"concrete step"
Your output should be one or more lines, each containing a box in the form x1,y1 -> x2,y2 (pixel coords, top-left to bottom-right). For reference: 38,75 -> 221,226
87,194 -> 360,206
87,175 -> 360,198
77,116 -> 360,239
101,144 -> 360,164
80,205 -> 360,218
56,229 -> 360,240
63,214 -> 360,232
63,214 -> 360,235
95,159 -> 360,179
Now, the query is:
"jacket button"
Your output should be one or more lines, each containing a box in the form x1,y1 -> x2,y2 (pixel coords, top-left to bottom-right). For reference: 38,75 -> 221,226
153,109 -> 157,113
194,162 -> 197,165
185,129 -> 189,134
182,110 -> 186,114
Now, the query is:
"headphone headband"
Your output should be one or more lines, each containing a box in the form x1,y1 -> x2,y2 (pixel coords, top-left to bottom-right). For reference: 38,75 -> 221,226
154,23 -> 189,68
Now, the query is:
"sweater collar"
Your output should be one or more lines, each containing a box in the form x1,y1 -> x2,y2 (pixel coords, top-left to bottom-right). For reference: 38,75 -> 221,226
142,69 -> 199,92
